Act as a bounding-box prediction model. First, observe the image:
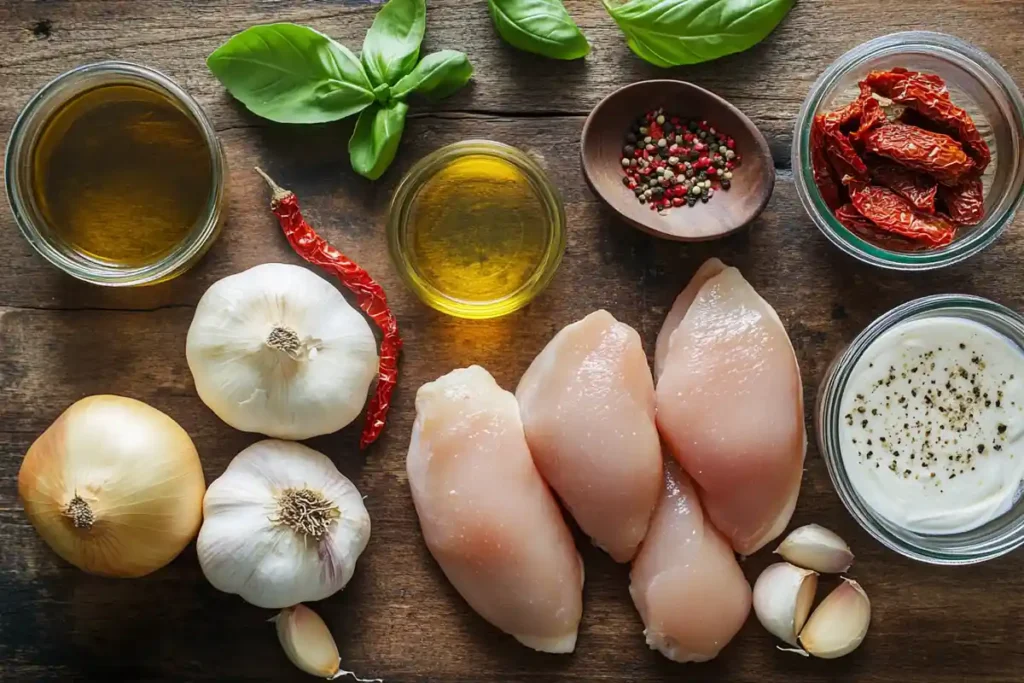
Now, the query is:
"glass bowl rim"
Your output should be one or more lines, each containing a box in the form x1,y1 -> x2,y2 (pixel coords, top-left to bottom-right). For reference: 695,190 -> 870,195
4,60 -> 226,286
818,293 -> 1024,564
386,139 -> 567,319
792,31 -> 1024,271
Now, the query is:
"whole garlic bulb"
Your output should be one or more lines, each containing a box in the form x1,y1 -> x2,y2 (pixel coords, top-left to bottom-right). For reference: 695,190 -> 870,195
197,439 -> 371,609
186,263 -> 379,441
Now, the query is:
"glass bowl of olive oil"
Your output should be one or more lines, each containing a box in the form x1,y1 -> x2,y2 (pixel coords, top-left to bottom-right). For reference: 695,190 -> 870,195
5,61 -> 226,286
387,141 -> 566,319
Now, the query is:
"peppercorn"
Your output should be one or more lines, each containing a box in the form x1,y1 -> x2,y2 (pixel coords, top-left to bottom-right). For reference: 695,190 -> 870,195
621,108 -> 740,212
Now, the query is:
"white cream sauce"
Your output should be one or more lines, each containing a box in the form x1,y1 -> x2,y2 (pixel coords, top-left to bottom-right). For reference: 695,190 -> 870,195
839,317 -> 1024,534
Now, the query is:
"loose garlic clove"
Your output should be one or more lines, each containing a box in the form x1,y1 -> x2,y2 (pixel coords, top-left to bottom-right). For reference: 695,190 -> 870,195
753,562 -> 818,648
775,524 -> 854,574
275,604 -> 342,679
799,578 -> 871,659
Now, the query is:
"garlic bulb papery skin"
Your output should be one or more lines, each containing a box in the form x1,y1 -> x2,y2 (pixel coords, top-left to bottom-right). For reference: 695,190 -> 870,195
197,439 -> 370,609
776,524 -> 854,574
752,562 -> 818,648
18,395 -> 206,578
186,263 -> 379,440
799,578 -> 872,659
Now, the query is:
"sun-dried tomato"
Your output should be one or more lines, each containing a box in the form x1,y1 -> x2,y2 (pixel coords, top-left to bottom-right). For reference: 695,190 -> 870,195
939,176 -> 985,226
869,161 -> 938,213
819,84 -> 875,180
811,115 -> 842,210
846,179 -> 956,246
863,69 -> 990,170
834,202 -> 877,232
864,68 -> 950,101
850,97 -> 887,143
863,123 -> 973,185
826,134 -> 868,180
834,203 -> 923,252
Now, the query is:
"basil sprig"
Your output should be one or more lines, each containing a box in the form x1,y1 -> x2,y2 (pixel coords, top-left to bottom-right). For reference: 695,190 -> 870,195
601,0 -> 796,67
207,0 -> 472,180
487,0 -> 590,60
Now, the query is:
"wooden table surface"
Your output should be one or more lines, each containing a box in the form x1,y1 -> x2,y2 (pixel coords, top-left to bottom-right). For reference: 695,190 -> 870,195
2,1 -> 1023,681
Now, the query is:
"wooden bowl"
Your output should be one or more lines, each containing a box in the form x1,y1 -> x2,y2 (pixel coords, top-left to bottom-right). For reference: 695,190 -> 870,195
581,80 -> 775,241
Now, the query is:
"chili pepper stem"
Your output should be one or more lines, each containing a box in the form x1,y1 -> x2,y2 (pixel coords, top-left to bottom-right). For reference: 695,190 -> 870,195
254,166 -> 294,205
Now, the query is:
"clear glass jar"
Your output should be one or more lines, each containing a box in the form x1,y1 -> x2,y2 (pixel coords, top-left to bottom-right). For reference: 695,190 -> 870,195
5,61 -> 226,286
793,32 -> 1024,270
817,294 -> 1024,564
387,140 -> 566,319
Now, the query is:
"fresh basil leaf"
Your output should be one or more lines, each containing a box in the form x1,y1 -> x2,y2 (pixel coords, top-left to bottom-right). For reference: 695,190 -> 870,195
391,50 -> 473,101
208,23 -> 375,123
601,0 -> 796,67
348,100 -> 409,180
362,0 -> 427,86
487,0 -> 590,60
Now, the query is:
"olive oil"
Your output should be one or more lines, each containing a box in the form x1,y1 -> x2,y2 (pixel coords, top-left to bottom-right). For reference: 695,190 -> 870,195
406,154 -> 552,314
31,83 -> 213,266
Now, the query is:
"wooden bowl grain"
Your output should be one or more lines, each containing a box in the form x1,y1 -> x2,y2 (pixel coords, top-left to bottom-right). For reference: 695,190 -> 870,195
581,80 -> 775,241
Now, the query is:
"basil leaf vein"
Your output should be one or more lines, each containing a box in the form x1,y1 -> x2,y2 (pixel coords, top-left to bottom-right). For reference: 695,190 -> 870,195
361,0 -> 427,86
208,23 -> 375,123
487,0 -> 590,60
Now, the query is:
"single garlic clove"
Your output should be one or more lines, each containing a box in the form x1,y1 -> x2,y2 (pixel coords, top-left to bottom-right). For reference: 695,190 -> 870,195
753,562 -> 818,648
775,524 -> 854,574
275,604 -> 342,679
799,578 -> 871,659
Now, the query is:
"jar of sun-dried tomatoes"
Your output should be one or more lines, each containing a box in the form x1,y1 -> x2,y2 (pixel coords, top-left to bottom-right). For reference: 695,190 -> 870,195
794,32 -> 1024,271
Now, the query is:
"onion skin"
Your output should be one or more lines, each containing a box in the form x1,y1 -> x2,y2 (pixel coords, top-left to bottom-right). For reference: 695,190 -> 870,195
18,395 -> 206,578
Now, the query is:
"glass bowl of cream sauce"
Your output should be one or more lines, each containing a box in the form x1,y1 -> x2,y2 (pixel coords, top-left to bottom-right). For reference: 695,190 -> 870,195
817,294 -> 1024,564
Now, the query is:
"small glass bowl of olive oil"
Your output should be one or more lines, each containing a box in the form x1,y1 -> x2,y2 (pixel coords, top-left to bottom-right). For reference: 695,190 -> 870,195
5,61 -> 226,286
388,141 -> 566,319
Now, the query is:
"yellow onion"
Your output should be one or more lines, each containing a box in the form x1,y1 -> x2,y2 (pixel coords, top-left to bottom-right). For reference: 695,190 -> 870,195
18,395 -> 206,577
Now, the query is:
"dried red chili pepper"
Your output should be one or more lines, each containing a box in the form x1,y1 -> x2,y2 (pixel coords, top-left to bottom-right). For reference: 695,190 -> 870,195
811,115 -> 842,210
869,161 -> 938,213
846,179 -> 956,246
863,123 -> 974,185
939,176 -> 985,226
255,168 -> 401,449
863,69 -> 990,170
834,203 -> 922,252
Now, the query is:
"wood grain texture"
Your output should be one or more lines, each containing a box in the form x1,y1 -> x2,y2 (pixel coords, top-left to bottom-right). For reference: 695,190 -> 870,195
1,1 -> 1023,682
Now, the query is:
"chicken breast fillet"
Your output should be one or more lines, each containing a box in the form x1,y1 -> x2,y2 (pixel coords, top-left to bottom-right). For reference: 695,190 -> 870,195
516,310 -> 662,562
630,460 -> 752,662
407,366 -> 584,653
656,261 -> 805,556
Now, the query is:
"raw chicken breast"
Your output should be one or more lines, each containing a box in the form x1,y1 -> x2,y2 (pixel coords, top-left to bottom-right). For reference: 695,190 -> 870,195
654,257 -> 727,380
656,261 -> 805,556
516,310 -> 662,562
407,366 -> 584,653
630,460 -> 752,662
